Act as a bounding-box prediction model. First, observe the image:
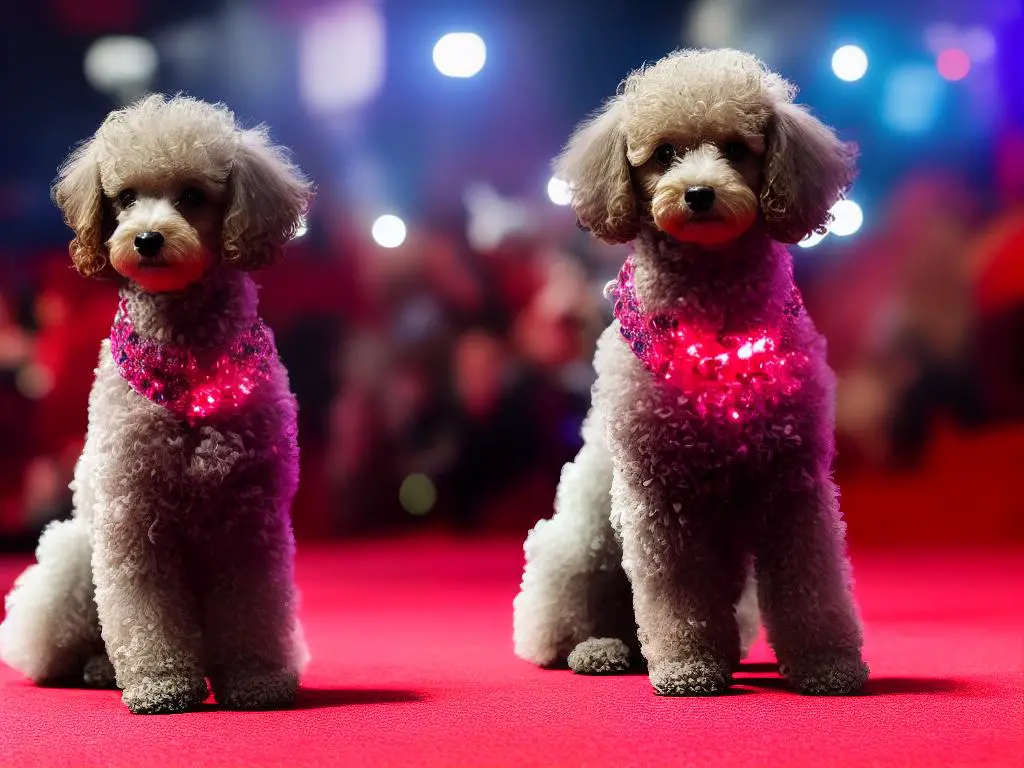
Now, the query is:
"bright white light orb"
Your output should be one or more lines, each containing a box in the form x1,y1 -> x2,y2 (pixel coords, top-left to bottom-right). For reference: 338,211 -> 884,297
798,230 -> 829,249
831,45 -> 868,82
547,177 -> 572,206
293,215 -> 308,239
829,199 -> 864,237
433,33 -> 486,78
371,214 -> 407,248
84,36 -> 158,100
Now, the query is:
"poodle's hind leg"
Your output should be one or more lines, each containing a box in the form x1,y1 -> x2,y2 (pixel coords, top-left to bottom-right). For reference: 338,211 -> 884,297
513,412 -> 637,674
567,636 -> 634,675
0,519 -> 104,685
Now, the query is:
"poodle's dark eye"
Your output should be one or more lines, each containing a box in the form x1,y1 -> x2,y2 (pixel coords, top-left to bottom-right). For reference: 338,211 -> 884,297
654,143 -> 677,167
177,187 -> 205,209
723,141 -> 751,163
116,189 -> 137,208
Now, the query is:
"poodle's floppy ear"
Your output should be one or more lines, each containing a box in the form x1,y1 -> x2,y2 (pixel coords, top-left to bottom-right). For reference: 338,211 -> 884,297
52,136 -> 116,279
554,97 -> 637,244
761,101 -> 857,244
222,127 -> 314,270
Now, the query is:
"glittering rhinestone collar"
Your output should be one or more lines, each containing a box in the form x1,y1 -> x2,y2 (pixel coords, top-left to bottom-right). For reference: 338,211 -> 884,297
606,255 -> 809,419
109,298 -> 275,424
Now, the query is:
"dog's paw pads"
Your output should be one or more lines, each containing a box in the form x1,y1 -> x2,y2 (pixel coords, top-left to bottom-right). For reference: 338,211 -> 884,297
782,656 -> 869,695
122,675 -> 208,714
650,659 -> 730,696
567,637 -> 632,675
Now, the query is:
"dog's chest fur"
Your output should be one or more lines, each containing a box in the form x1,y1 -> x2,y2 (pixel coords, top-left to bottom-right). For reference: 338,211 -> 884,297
591,231 -> 833,509
81,271 -> 299,543
596,329 -> 807,472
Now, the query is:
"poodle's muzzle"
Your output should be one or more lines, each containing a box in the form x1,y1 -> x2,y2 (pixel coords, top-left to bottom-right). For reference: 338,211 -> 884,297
106,196 -> 209,291
651,145 -> 759,245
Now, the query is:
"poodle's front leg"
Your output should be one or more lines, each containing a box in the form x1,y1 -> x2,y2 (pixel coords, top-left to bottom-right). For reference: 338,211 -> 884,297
201,485 -> 302,711
92,501 -> 208,714
614,472 -> 745,695
513,412 -> 636,672
755,468 -> 868,695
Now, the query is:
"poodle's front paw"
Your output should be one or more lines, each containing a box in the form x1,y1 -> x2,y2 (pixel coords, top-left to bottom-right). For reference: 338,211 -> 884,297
83,654 -> 117,689
567,637 -> 632,675
650,659 -> 731,696
781,654 -> 869,695
122,675 -> 208,714
214,669 -> 298,710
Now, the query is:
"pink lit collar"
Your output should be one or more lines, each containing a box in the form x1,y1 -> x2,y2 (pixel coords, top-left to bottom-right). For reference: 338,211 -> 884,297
607,255 -> 808,419
109,298 -> 275,424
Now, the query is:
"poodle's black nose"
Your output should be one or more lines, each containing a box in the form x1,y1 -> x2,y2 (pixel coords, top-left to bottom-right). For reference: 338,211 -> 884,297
684,186 -> 716,213
134,231 -> 165,257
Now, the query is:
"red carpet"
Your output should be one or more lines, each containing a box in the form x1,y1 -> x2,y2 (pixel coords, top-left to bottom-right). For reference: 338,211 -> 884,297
0,538 -> 1021,767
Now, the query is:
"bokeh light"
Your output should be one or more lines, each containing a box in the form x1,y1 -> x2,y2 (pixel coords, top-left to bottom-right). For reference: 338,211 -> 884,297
829,199 -> 864,237
937,48 -> 971,81
464,184 -> 531,251
923,22 -> 959,54
882,64 -> 946,134
399,473 -> 437,515
963,27 -> 996,63
432,32 -> 486,78
293,215 -> 308,240
831,45 -> 868,82
15,365 -> 54,400
83,36 -> 158,101
371,214 -> 407,248
546,177 -> 572,206
299,2 -> 385,114
925,23 -> 996,64
798,230 -> 829,249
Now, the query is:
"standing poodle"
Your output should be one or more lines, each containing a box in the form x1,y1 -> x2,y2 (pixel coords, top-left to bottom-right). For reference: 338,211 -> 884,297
513,49 -> 869,695
0,95 -> 313,713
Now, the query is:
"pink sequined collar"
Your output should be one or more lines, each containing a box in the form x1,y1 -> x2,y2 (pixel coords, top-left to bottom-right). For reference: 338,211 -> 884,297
606,255 -> 808,418
109,298 -> 275,424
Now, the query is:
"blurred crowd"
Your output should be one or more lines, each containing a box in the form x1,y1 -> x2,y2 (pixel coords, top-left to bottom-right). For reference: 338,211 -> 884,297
818,133 -> 1024,470
1,138 -> 1023,545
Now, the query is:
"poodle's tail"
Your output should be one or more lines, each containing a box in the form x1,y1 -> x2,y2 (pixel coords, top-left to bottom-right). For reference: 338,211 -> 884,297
0,518 -> 102,683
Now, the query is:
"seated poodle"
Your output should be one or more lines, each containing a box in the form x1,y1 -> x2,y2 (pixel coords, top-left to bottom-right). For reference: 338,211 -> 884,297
0,95 -> 313,713
513,49 -> 869,695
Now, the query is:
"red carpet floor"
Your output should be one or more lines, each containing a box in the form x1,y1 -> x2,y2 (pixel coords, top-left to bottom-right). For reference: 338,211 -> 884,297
0,538 -> 1021,767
